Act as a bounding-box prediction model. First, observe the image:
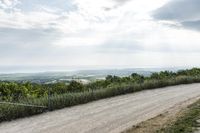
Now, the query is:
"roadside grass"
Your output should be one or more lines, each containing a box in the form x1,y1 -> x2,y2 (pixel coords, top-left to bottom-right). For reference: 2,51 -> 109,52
1,76 -> 200,123
158,99 -> 200,133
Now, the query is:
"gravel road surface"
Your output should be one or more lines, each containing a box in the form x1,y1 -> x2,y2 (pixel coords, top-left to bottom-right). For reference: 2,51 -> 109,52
1,83 -> 200,133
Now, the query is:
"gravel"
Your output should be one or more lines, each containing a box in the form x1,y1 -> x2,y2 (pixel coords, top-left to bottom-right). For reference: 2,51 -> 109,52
1,83 -> 200,133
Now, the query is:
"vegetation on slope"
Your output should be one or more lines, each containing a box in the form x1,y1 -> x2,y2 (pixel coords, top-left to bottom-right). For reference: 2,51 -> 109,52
158,99 -> 200,133
0,68 -> 200,122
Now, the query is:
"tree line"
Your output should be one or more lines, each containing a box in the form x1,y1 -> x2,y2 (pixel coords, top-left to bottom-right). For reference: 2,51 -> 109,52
0,68 -> 200,101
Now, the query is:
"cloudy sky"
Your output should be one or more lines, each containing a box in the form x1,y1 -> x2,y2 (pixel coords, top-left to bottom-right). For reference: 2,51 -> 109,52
0,0 -> 200,71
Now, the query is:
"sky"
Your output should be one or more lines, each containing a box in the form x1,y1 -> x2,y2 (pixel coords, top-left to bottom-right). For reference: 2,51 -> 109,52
0,0 -> 200,71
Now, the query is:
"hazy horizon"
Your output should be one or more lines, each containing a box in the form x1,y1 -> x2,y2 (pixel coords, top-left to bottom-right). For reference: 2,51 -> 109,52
0,65 -> 193,74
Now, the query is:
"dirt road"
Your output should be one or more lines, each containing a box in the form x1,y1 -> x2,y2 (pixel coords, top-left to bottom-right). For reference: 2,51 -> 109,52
1,83 -> 200,133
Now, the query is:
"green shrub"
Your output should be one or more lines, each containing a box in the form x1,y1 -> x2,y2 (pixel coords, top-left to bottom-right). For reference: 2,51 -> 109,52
1,69 -> 200,122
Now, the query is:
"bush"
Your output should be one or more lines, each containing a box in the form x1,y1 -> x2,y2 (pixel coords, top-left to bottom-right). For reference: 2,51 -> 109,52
1,68 -> 200,122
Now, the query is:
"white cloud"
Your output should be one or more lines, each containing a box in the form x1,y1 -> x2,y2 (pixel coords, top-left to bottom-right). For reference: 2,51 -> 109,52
153,0 -> 200,31
0,0 -> 19,9
0,0 -> 200,69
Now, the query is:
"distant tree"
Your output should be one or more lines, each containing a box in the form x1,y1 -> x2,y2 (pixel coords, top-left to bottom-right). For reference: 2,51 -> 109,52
87,80 -> 109,90
49,82 -> 67,94
68,81 -> 84,92
131,73 -> 140,78
105,75 -> 113,82
159,71 -> 175,78
121,77 -> 131,82
150,72 -> 160,79
105,75 -> 121,83
131,73 -> 144,83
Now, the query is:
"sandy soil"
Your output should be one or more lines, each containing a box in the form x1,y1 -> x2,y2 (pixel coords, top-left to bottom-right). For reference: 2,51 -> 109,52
1,83 -> 200,133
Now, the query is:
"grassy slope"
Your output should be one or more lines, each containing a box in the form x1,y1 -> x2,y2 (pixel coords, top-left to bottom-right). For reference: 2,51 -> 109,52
158,99 -> 200,133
